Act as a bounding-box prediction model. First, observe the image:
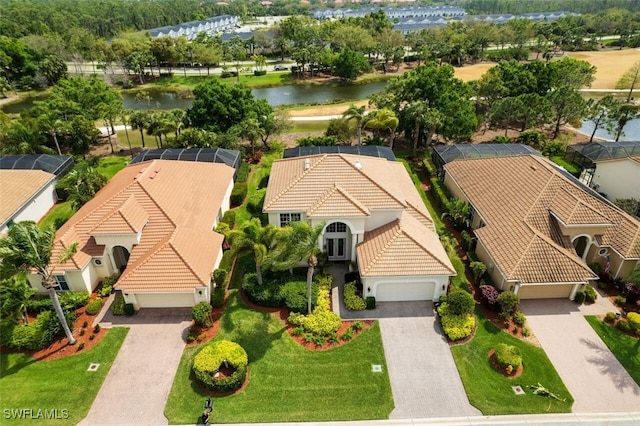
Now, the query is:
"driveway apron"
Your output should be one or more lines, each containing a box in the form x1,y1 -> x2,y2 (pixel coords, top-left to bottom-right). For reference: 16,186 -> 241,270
378,302 -> 481,419
521,298 -> 640,413
79,308 -> 191,425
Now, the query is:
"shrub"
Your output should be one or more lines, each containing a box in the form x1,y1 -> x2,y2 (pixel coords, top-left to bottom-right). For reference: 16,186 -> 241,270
220,210 -> 236,228
242,273 -> 283,307
365,296 -> 376,310
186,332 -> 196,343
94,324 -> 100,333
351,321 -> 363,331
513,311 -> 526,326
296,135 -> 337,147
3,310 -> 73,350
192,302 -> 213,327
583,285 -> 597,303
280,280 -> 315,313
624,284 -> 640,304
516,129 -> 546,146
460,230 -> 472,251
494,343 -> 522,369
212,269 -> 228,288
574,291 -> 586,304
253,70 -> 267,76
598,281 -> 608,290
89,334 -> 95,340
437,303 -> 475,341
236,162 -> 250,183
211,286 -> 226,308
344,282 -> 366,311
79,329 -> 85,336
58,291 -> 90,310
328,332 -> 338,344
523,328 -> 531,337
193,340 -> 248,391
82,321 -> 88,328
470,261 -> 487,281
230,183 -> 247,207
246,190 -> 266,215
604,312 -> 617,323
480,285 -> 500,311
111,292 -> 125,315
312,334 -> 325,346
98,285 -> 113,297
85,298 -> 104,316
124,303 -> 135,316
197,333 -> 206,342
77,342 -> 85,351
616,319 -> 631,332
493,135 -> 513,144
445,288 -> 475,316
340,329 -> 353,341
589,262 -> 604,277
292,327 -> 304,336
498,291 -> 519,315
627,312 -> 640,330
220,71 -> 238,78
98,275 -> 118,297
301,309 -> 341,336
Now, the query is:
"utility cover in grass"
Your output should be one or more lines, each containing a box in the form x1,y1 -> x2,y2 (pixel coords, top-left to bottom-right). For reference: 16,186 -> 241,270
371,364 -> 382,372
87,363 -> 100,372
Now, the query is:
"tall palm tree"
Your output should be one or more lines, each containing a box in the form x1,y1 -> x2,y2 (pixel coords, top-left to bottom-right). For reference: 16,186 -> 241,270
0,275 -> 36,324
121,109 -> 134,158
364,108 -> 399,148
57,163 -> 106,210
129,110 -> 149,148
269,221 -> 324,314
0,222 -> 78,345
226,218 -> 277,286
343,104 -> 367,146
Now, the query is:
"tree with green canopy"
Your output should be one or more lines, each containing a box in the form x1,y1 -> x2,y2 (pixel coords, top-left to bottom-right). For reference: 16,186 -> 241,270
0,275 -> 35,324
226,218 -> 278,287
343,104 -> 367,146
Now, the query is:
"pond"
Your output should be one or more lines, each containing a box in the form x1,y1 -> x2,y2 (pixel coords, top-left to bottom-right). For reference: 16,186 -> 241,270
2,81 -> 389,114
579,118 -> 640,142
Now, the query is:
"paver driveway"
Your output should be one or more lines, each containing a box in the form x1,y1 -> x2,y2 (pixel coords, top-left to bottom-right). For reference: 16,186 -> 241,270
521,297 -> 640,413
377,302 -> 481,419
78,308 -> 191,425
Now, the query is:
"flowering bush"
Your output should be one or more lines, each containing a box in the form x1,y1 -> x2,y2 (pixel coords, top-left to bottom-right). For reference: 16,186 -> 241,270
480,285 -> 500,311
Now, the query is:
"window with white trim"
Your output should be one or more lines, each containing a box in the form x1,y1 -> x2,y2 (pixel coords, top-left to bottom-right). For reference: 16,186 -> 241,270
279,213 -> 301,227
326,222 -> 347,233
53,274 -> 70,291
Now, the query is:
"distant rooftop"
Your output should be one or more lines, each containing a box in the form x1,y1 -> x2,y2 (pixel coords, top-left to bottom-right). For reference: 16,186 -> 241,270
283,146 -> 396,161
130,148 -> 241,176
0,154 -> 74,177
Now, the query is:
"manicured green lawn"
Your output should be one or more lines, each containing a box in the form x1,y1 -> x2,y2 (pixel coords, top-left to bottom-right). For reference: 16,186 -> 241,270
165,291 -> 393,423
287,120 -> 330,133
550,156 -> 581,177
96,156 -> 129,180
116,129 -> 144,148
451,315 -> 573,414
138,71 -> 293,90
585,315 -> 640,386
0,327 -> 128,425
38,201 -> 74,230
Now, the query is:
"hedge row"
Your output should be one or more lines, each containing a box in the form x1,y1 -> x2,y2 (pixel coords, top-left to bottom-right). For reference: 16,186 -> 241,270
242,272 -> 317,311
230,183 -> 247,208
0,310 -> 75,350
27,291 -> 90,314
344,282 -> 365,311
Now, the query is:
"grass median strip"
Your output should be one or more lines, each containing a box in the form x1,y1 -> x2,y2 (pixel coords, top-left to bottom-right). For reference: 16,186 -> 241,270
165,291 -> 393,423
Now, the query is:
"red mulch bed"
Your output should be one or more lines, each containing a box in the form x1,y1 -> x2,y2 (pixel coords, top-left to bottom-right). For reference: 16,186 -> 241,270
185,306 -> 224,348
1,293 -> 109,362
488,348 -> 524,379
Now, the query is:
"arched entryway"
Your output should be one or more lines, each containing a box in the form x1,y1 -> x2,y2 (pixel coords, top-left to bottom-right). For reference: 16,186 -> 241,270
572,235 -> 590,260
324,222 -> 351,261
112,246 -> 131,273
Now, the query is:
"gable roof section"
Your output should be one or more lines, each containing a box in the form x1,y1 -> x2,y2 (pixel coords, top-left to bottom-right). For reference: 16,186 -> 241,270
357,213 -> 454,277
0,170 -> 55,227
445,155 -> 640,285
50,160 -> 235,292
264,154 -> 406,213
307,184 -> 370,217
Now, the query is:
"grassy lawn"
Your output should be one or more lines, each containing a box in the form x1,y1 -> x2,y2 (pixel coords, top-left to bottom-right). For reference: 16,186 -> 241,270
38,201 -> 74,230
287,120 -> 330,133
585,316 -> 640,386
165,291 -> 393,423
0,327 -> 128,425
137,71 -> 294,91
550,156 -> 581,177
451,315 -> 573,414
96,156 -> 129,180
116,129 -> 144,148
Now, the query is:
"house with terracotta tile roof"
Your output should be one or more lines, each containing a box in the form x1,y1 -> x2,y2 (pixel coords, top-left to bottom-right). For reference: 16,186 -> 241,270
0,170 -> 58,234
443,154 -> 640,299
264,153 -> 455,302
27,160 -> 235,309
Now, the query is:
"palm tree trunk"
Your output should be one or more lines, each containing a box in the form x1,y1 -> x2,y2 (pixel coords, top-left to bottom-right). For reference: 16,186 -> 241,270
357,124 -> 362,146
256,263 -> 263,286
307,263 -> 315,315
123,125 -> 133,158
413,122 -> 419,156
51,131 -> 62,155
48,287 -> 76,345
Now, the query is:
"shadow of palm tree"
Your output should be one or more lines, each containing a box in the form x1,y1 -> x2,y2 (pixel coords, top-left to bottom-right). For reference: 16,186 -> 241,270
0,352 -> 37,377
580,337 -> 640,395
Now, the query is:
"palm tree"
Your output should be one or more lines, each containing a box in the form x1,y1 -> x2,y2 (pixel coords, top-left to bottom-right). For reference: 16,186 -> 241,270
0,222 -> 78,345
441,199 -> 471,229
226,218 -> 277,286
0,275 -> 36,324
129,111 -> 149,148
269,221 -> 324,314
57,163 -> 106,210
343,104 -> 367,145
364,108 -> 399,149
121,109 -> 134,158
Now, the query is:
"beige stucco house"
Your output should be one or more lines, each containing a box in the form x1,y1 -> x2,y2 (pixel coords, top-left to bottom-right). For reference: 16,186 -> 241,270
0,170 -> 58,234
28,160 -> 235,309
443,154 -> 640,299
590,155 -> 640,209
264,153 -> 455,302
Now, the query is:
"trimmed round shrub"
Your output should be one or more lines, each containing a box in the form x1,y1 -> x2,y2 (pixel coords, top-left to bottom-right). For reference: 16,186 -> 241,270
444,288 -> 475,316
192,302 -> 213,327
86,298 -> 104,316
627,312 -> 640,330
574,291 -> 586,304
437,303 -> 475,341
494,343 -> 522,370
344,282 -> 366,311
280,280 -> 316,313
513,311 -> 526,326
616,319 -> 631,332
242,273 -> 283,307
498,291 -> 519,315
583,285 -> 597,303
193,340 -> 248,391
480,285 -> 500,311
604,312 -> 617,323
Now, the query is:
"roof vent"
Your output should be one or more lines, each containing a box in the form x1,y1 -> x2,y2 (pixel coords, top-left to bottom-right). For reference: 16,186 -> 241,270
355,159 -> 362,170
303,158 -> 311,171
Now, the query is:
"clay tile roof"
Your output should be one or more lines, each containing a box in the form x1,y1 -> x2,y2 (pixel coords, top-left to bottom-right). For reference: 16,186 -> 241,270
357,213 -> 455,277
0,170 -> 55,226
307,184 -> 370,217
444,155 -> 640,284
264,154 -> 406,213
631,155 -> 640,165
50,160 -> 235,291
90,196 -> 149,234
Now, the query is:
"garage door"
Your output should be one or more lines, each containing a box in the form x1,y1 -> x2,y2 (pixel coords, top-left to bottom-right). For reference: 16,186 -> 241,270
517,284 -> 573,299
135,292 -> 196,308
375,282 -> 435,302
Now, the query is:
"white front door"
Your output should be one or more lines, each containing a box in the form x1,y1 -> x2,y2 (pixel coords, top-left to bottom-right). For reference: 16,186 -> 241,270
327,237 -> 347,261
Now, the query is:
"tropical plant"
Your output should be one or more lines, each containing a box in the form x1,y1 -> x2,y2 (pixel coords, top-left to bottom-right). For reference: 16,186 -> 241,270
269,221 -> 325,314
0,275 -> 36,324
343,104 -> 367,146
0,222 -> 78,345
363,108 -> 399,148
441,198 -> 471,229
227,218 -> 277,286
56,162 -> 107,210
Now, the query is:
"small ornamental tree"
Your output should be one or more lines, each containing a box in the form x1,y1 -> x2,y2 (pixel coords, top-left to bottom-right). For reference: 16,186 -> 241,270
470,261 -> 487,282
445,288 -> 475,316
192,302 -> 212,327
498,291 -> 520,316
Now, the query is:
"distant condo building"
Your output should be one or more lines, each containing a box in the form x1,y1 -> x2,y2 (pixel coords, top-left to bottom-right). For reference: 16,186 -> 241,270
148,15 -> 240,40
